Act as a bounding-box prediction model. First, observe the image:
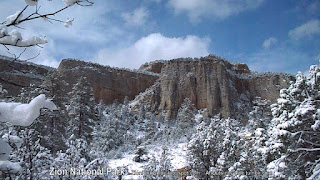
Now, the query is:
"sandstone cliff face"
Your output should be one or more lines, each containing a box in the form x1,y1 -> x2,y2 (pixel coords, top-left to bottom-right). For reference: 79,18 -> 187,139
0,55 -> 53,96
54,59 -> 159,104
133,55 -> 294,120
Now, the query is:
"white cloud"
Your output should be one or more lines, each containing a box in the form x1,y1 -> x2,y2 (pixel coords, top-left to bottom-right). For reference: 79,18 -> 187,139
168,0 -> 264,22
262,37 -> 277,49
122,7 -> 149,26
92,33 -> 210,69
288,19 -> 320,40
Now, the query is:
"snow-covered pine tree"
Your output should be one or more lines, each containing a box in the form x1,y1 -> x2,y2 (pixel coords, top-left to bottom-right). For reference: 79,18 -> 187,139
143,146 -> 175,180
11,129 -> 54,180
15,83 -> 67,153
133,145 -> 148,163
67,76 -> 96,141
40,72 -> 69,153
0,129 -> 22,179
225,97 -> 272,179
143,155 -> 158,179
1,86 -> 57,179
208,118 -> 242,179
53,135 -> 89,179
186,120 -> 208,178
265,65 -> 320,179
174,98 -> 197,140
187,115 -> 242,179
139,105 -> 146,122
0,90 -> 56,180
157,146 -> 175,179
177,98 -> 196,125
90,103 -> 129,160
145,114 -> 157,142
248,97 -> 272,129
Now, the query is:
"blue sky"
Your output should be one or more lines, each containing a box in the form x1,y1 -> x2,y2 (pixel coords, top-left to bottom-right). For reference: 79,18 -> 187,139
0,0 -> 320,74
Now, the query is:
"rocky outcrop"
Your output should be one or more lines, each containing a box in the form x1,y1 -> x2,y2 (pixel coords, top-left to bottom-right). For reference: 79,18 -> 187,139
0,55 -> 53,96
139,60 -> 165,74
54,59 -> 159,104
132,55 -> 294,120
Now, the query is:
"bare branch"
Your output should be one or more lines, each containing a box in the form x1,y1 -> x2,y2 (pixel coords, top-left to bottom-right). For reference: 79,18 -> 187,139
17,48 -> 27,59
5,48 -> 41,62
46,17 -> 68,24
6,50 -> 18,60
6,5 -> 29,27
11,5 -> 72,27
6,4 -> 72,28
13,25 -> 26,30
2,44 -> 9,51
23,50 -> 41,61
36,44 -> 44,48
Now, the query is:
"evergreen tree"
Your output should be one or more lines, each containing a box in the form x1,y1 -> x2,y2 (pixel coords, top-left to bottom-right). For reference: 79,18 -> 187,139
265,65 -> 320,179
143,146 -> 175,180
38,72 -> 69,153
11,129 -> 54,180
187,116 -> 242,179
139,105 -> 146,122
0,86 -> 60,179
133,145 -> 148,163
171,98 -> 197,141
15,84 -> 67,153
90,103 -> 129,160
177,98 -> 196,126
145,114 -> 157,141
53,135 -> 89,180
67,76 -> 96,141
225,97 -> 272,179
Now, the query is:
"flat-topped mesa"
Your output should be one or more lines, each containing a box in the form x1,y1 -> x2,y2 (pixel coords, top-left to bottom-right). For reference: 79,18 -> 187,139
139,55 -> 251,74
134,55 -> 294,120
55,59 -> 159,104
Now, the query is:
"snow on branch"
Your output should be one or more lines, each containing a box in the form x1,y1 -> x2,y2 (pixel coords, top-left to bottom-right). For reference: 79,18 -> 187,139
2,134 -> 23,148
0,94 -> 57,126
0,0 -> 93,58
0,29 -> 47,47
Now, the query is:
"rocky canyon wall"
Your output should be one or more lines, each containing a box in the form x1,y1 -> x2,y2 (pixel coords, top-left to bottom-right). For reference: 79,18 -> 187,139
136,55 -> 294,120
54,59 -> 159,104
0,55 -> 294,120
0,56 -> 53,97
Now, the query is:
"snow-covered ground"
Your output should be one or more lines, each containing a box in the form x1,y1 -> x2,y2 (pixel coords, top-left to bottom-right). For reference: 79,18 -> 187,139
167,143 -> 188,170
108,142 -> 189,179
108,154 -> 145,172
